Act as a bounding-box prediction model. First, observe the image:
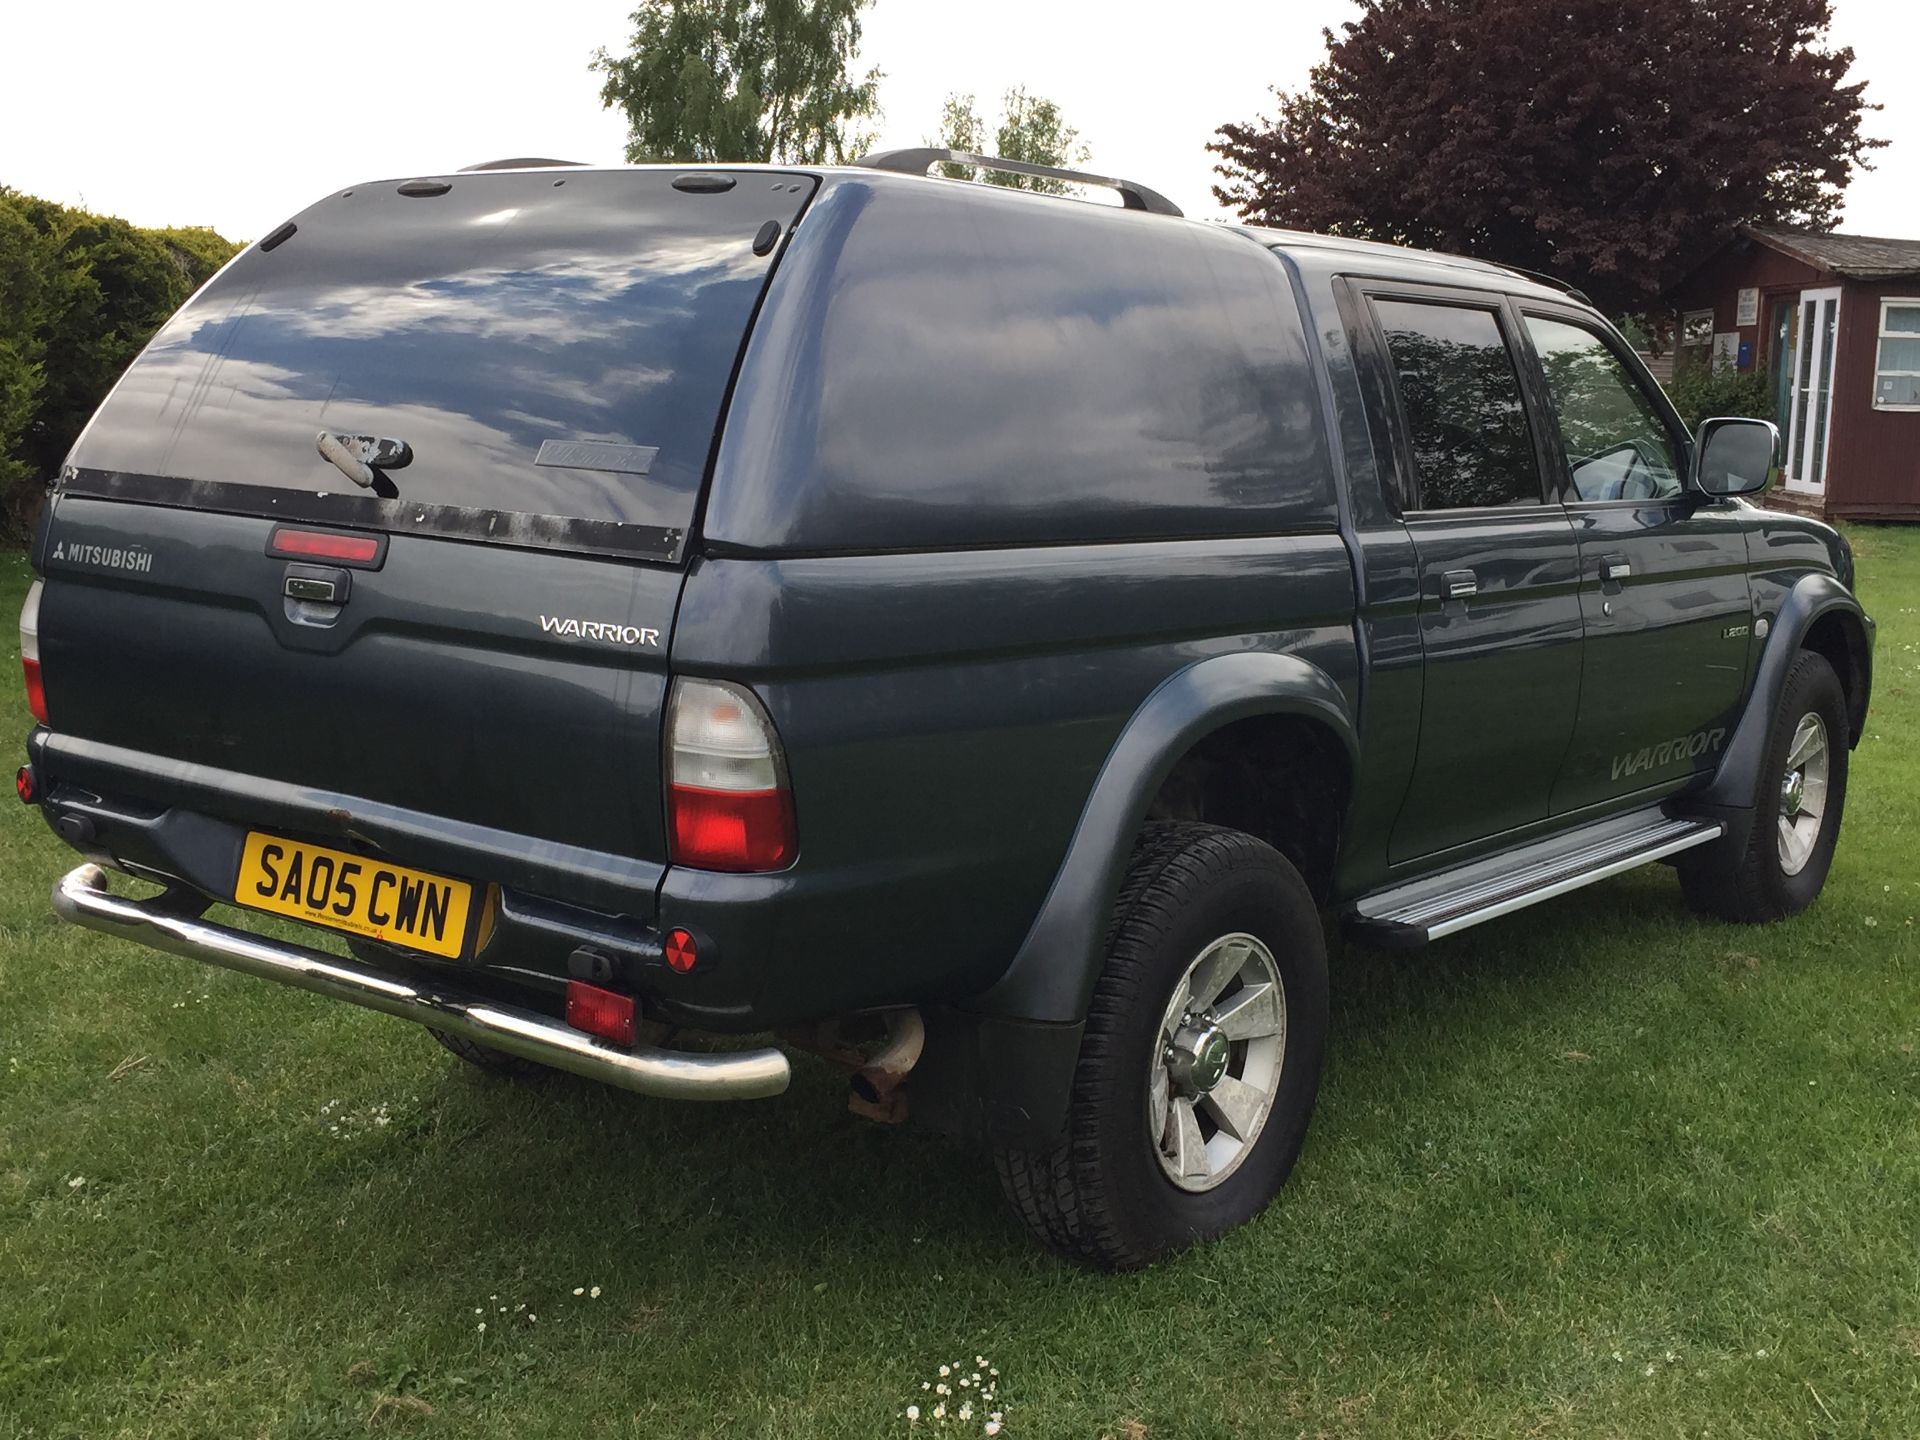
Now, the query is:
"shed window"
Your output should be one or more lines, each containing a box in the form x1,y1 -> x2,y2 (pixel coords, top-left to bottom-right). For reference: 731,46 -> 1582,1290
1877,301 -> 1920,410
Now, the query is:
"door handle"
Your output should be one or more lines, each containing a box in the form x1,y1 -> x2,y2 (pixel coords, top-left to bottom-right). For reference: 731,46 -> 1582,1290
1442,569 -> 1478,600
1599,555 -> 1632,583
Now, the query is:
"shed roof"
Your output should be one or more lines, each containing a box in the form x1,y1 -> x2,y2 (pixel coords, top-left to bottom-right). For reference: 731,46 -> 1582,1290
1742,225 -> 1920,280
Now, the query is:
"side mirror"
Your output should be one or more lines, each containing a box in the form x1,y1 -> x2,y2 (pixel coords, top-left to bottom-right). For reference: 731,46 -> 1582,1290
1692,417 -> 1779,497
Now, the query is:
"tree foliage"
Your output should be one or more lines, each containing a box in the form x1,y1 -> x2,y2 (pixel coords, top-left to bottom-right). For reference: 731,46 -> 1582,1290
1211,0 -> 1882,316
1665,358 -> 1777,430
593,0 -> 882,165
934,88 -> 1090,193
0,188 -> 240,538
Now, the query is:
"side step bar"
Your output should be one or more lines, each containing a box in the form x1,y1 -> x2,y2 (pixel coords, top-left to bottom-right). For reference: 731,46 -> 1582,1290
51,865 -> 791,1101
1348,811 -> 1723,947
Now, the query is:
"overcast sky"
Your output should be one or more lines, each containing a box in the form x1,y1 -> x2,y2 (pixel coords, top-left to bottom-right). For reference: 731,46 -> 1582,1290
4,0 -> 1915,242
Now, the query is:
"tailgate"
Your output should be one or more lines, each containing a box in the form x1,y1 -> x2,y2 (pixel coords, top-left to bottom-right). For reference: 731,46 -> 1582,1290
33,167 -> 816,901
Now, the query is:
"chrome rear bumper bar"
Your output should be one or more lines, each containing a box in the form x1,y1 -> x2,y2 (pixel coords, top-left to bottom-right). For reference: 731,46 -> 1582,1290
51,864 -> 791,1101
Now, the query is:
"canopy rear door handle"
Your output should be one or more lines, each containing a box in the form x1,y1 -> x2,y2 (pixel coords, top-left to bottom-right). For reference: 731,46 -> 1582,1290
1442,569 -> 1478,600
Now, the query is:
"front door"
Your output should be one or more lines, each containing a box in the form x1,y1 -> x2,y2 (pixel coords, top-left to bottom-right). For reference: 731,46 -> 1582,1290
1516,310 -> 1755,814
1363,292 -> 1586,863
1785,287 -> 1842,493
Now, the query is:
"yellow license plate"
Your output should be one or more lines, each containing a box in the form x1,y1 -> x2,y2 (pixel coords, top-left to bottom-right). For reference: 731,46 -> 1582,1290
234,832 -> 475,959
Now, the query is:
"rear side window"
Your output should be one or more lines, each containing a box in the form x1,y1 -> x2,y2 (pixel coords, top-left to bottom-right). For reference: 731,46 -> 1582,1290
703,180 -> 1337,552
1524,316 -> 1682,501
65,170 -> 816,560
1374,299 -> 1542,510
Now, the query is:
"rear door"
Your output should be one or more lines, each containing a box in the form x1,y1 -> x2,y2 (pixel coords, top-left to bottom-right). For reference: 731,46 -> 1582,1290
1358,288 -> 1586,863
37,167 -> 815,898
1513,309 -> 1754,812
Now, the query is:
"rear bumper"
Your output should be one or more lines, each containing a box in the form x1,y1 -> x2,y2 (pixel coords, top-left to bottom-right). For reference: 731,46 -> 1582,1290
51,864 -> 791,1102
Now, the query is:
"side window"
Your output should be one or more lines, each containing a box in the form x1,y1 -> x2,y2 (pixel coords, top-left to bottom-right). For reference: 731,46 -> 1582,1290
1524,316 -> 1683,502
1373,299 -> 1543,510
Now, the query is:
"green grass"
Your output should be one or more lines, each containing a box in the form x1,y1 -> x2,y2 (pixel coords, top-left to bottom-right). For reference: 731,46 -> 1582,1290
2,530 -> 1917,1439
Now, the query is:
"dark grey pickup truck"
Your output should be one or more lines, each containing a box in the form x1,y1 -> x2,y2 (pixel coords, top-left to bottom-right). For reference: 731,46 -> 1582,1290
15,151 -> 1874,1267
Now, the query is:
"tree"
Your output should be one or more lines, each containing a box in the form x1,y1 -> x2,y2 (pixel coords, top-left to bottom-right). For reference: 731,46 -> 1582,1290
1210,0 -> 1881,317
934,88 -> 1090,193
0,188 -> 240,537
593,0 -> 882,165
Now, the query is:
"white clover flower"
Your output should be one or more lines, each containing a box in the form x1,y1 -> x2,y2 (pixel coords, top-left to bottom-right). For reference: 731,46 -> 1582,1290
474,1307 -> 482,1315
976,1356 -> 986,1367
574,1287 -> 585,1296
922,1382 -> 931,1391
936,1383 -> 950,1396
958,1403 -> 973,1422
933,1404 -> 946,1420
985,1424 -> 1001,1437
1644,1364 -> 1655,1376
905,1405 -> 920,1422
590,1286 -> 602,1299
1756,1349 -> 1768,1358
477,1322 -> 486,1332
67,1176 -> 85,1189
990,1413 -> 1002,1424
939,1365 -> 950,1377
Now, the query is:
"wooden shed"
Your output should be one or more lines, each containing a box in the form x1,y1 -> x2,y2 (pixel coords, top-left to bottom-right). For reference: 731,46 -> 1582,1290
1667,225 -> 1920,521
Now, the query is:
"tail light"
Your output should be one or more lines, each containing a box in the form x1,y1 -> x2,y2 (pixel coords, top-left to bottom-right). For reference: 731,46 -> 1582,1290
666,678 -> 797,872
19,579 -> 46,725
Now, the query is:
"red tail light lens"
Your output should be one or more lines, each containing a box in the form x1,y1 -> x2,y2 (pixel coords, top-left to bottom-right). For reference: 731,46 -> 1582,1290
669,785 -> 796,872
14,765 -> 34,805
565,980 -> 637,1046
22,658 -> 47,726
20,579 -> 47,725
666,679 -> 797,873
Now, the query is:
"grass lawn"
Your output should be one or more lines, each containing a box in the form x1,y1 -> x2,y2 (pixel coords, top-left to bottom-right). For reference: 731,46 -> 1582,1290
2,528 -> 1916,1439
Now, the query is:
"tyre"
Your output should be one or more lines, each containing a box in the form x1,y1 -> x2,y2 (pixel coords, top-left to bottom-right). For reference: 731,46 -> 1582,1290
1680,650 -> 1850,923
344,941 -> 554,1081
427,1026 -> 552,1080
995,822 -> 1329,1268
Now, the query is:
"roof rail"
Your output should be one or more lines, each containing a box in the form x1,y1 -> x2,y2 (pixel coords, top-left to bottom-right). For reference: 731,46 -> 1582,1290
853,148 -> 1182,218
458,157 -> 589,172
1498,262 -> 1594,308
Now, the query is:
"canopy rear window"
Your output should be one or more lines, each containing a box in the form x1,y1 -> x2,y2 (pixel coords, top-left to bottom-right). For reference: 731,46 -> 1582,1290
65,168 -> 816,559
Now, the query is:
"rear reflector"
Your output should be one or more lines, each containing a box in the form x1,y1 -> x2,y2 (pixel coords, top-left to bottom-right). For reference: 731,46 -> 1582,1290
14,765 -> 33,805
19,579 -> 46,725
664,927 -> 699,974
666,679 -> 797,872
267,526 -> 386,568
565,980 -> 637,1047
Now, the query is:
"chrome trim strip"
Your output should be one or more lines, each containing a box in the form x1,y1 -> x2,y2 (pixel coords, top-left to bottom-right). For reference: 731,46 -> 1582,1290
50,865 -> 790,1101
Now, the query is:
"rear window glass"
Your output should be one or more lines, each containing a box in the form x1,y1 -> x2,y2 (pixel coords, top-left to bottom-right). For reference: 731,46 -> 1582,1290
66,169 -> 815,559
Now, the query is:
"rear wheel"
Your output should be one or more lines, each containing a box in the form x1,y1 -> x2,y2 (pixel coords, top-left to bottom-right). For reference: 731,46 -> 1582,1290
995,823 -> 1329,1268
1680,650 -> 1850,922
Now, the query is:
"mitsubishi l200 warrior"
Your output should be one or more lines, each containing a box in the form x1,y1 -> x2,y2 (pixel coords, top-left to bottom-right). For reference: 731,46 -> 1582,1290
17,151 -> 1874,1267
